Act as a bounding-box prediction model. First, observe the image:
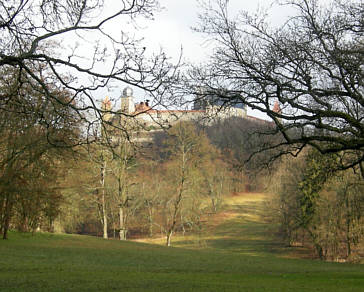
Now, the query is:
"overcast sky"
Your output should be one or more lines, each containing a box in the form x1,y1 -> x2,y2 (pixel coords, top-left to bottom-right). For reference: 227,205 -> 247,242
125,0 -> 293,117
83,0 -> 304,117
141,0 -> 293,64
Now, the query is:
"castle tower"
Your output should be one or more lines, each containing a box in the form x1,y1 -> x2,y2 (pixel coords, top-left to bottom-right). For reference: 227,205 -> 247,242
273,101 -> 281,115
101,96 -> 112,121
273,101 -> 282,122
121,86 -> 135,114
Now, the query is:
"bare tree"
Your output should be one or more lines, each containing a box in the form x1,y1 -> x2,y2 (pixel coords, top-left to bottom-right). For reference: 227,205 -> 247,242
110,133 -> 136,241
161,122 -> 215,246
0,66 -> 76,239
0,1 -> 182,239
0,0 -> 181,144
190,0 -> 363,174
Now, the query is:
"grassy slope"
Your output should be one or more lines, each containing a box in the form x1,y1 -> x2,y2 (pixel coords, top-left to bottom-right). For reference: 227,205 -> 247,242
1,193 -> 364,291
138,193 -> 309,258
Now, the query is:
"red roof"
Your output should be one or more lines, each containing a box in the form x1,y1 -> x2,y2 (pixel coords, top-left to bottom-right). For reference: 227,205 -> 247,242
102,96 -> 112,110
273,101 -> 281,113
134,102 -> 151,112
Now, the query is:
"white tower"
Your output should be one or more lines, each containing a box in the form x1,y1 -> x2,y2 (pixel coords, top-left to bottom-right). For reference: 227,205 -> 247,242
121,86 -> 135,114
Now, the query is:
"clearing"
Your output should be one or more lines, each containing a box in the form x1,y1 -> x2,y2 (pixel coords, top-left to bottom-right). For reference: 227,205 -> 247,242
137,192 -> 312,259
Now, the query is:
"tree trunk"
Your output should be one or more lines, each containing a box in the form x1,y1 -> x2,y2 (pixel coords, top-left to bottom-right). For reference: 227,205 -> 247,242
101,159 -> 108,239
119,205 -> 126,240
181,214 -> 186,236
314,242 -> 324,260
211,197 -> 217,213
102,192 -> 108,239
2,194 -> 12,240
2,221 -> 9,240
308,228 -> 324,260
166,229 -> 173,247
345,194 -> 352,258
166,191 -> 183,247
147,202 -> 154,237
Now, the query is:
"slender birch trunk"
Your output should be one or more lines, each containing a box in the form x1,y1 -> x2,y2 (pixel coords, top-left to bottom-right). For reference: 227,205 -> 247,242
119,204 -> 126,240
101,159 -> 108,239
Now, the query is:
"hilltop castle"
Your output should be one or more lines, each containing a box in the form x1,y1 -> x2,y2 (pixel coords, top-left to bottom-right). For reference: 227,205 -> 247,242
102,86 -> 278,142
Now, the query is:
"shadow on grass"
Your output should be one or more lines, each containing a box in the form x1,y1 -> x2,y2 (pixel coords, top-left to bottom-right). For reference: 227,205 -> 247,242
204,215 -> 283,255
174,194 -> 305,258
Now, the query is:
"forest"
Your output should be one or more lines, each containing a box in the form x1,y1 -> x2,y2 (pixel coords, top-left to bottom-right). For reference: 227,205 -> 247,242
1,97 -> 363,261
0,0 -> 363,264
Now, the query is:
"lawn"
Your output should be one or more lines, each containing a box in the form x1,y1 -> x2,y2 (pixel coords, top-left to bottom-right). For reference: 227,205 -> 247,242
1,193 -> 363,291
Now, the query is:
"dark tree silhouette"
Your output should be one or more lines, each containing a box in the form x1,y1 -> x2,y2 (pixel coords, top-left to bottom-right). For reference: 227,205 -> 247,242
190,0 -> 363,174
0,0 -> 181,144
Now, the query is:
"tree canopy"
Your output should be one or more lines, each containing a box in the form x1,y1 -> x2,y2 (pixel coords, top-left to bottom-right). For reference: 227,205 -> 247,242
190,0 -> 363,174
0,0 -> 180,144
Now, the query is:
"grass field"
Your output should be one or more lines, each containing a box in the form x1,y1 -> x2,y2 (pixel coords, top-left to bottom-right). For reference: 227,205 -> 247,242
137,193 -> 309,258
1,193 -> 363,291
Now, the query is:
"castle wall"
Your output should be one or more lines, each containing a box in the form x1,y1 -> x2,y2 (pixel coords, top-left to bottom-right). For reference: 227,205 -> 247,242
106,87 -> 263,144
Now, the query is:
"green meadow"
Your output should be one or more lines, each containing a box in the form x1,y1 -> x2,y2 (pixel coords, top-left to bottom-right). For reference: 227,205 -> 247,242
1,193 -> 363,291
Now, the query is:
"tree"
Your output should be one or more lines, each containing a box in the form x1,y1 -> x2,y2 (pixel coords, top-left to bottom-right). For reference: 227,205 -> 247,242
162,122 -> 214,246
0,67 -> 77,239
109,132 -> 137,241
0,0 -> 180,144
330,171 -> 364,259
190,0 -> 363,174
133,158 -> 164,238
203,117 -> 284,190
200,157 -> 229,213
269,156 -> 304,247
271,149 -> 364,261
298,150 -> 338,259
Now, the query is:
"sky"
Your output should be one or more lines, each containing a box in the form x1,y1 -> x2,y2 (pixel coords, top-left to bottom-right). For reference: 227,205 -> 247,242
49,0 -> 332,118
64,0 -> 299,117
141,0 -> 294,63
128,0 -> 294,117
